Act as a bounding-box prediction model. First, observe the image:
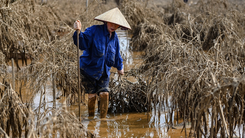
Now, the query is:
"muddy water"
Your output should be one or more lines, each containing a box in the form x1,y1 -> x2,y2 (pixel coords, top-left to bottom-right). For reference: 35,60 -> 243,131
72,30 -> 189,138
17,30 -> 189,137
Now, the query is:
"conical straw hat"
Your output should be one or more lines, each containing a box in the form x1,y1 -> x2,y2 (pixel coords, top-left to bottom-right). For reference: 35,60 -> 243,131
94,7 -> 131,30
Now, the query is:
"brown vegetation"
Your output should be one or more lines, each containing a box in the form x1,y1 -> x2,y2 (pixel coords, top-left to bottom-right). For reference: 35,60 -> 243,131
0,0 -> 244,137
126,0 -> 245,137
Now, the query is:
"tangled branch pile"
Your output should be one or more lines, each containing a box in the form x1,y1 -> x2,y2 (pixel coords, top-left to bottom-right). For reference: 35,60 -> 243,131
109,70 -> 148,113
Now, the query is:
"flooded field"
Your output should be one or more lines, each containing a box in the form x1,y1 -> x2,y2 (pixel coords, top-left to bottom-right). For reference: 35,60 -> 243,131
1,0 -> 245,137
16,30 -> 188,137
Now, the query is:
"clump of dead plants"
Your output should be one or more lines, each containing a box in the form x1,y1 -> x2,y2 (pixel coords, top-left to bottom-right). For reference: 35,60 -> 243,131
36,105 -> 94,138
0,83 -> 94,137
0,83 -> 31,138
124,0 -> 245,137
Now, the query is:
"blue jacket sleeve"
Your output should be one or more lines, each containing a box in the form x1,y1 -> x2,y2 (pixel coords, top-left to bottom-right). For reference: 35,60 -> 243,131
73,26 -> 95,50
113,36 -> 123,71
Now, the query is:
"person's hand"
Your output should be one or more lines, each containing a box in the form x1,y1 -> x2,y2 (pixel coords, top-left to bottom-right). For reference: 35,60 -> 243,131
74,20 -> 81,31
118,69 -> 124,76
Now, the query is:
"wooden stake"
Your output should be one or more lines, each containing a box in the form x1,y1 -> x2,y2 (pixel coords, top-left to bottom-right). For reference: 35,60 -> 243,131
52,53 -> 56,138
53,52 -> 56,109
77,30 -> 81,121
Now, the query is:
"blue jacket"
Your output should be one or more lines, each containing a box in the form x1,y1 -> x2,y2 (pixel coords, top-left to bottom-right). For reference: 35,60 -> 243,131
73,24 -> 123,80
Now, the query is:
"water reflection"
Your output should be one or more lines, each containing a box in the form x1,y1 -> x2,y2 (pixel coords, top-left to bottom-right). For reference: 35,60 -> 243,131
116,30 -> 132,65
82,113 -> 166,138
79,111 -> 189,138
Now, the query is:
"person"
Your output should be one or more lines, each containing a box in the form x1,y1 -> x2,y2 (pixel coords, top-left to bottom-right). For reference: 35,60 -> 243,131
73,7 -> 131,118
